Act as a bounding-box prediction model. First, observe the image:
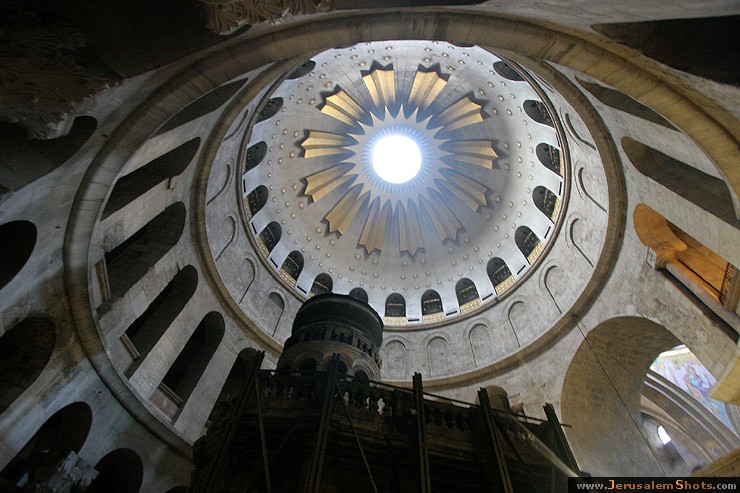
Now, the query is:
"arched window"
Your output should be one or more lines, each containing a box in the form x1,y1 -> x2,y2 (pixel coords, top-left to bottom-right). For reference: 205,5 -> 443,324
623,138 -> 737,225
536,143 -> 562,176
523,100 -> 553,127
309,273 -> 333,297
455,278 -> 480,313
267,292 -> 284,336
245,185 -> 268,217
155,78 -> 248,136
493,61 -> 524,81
258,222 -> 281,254
103,139 -> 199,219
576,78 -> 674,129
286,60 -> 315,80
124,266 -> 198,375
0,220 -> 36,291
1,402 -> 92,488
533,185 -> 559,220
0,317 -> 55,415
487,257 -> 513,294
244,141 -> 267,172
385,293 -> 406,319
515,226 -> 542,263
160,312 -> 224,409
104,202 -> 186,301
280,251 -> 304,285
86,448 -> 143,493
256,97 -> 283,123
421,290 -> 444,323
349,287 -> 368,303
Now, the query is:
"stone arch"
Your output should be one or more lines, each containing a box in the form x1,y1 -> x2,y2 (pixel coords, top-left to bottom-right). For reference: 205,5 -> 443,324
155,78 -> 248,136
256,97 -> 283,123
0,317 -> 55,415
427,336 -> 451,378
102,138 -> 200,219
208,160 -> 232,206
245,185 -> 268,217
569,216 -> 595,267
124,266 -> 198,375
492,60 -> 524,81
576,77 -> 675,129
104,202 -> 186,301
267,292 -> 285,336
523,100 -> 554,127
576,166 -> 607,212
1,402 -> 93,487
349,287 -> 368,303
309,273 -> 333,296
86,448 -> 143,493
383,339 -> 408,380
207,348 -> 259,423
468,323 -> 494,367
506,300 -> 528,348
238,257 -> 257,303
543,265 -> 571,314
0,116 -> 97,192
215,214 -> 238,261
244,141 -> 267,172
623,137 -> 738,224
536,143 -> 562,176
561,316 -> 682,476
160,312 -> 225,410
0,220 -> 37,291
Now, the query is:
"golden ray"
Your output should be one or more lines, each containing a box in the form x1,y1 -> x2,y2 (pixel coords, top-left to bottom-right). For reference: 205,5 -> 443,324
363,68 -> 396,115
408,69 -> 447,113
325,186 -> 369,234
321,90 -> 366,127
432,97 -> 484,132
359,198 -> 391,253
437,169 -> 488,211
397,201 -> 424,255
303,163 -> 357,202
419,190 -> 462,242
440,140 -> 497,169
301,131 -> 356,159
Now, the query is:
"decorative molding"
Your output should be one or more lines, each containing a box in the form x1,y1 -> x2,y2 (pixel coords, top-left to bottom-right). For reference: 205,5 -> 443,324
0,4 -> 119,139
197,0 -> 334,35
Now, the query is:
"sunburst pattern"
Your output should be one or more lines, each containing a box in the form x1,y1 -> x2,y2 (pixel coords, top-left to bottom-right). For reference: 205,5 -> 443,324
301,65 -> 498,255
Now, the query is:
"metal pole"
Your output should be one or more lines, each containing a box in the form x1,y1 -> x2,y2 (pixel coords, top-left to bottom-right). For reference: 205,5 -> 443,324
543,403 -> 579,472
305,354 -> 339,493
413,373 -> 431,493
335,382 -> 379,493
478,388 -> 514,493
254,370 -> 271,493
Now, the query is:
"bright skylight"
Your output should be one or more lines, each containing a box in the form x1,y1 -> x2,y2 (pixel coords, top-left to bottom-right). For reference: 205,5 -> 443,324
371,135 -> 422,184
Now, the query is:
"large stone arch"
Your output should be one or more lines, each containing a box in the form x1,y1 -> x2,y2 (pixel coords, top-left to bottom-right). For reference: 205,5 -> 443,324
561,316 -> 682,476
